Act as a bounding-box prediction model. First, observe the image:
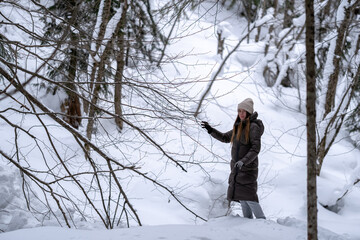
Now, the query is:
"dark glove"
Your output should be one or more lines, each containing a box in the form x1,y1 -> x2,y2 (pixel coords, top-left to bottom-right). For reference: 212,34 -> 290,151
201,121 -> 213,134
234,161 -> 244,170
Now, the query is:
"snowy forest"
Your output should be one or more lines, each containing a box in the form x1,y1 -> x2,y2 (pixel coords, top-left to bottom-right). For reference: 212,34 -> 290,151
0,0 -> 359,239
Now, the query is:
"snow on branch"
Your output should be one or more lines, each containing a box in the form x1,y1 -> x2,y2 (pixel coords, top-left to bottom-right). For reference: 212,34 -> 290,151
193,13 -> 274,118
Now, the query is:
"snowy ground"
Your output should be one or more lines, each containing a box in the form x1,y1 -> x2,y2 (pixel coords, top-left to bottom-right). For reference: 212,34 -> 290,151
0,216 -> 351,240
1,1 -> 360,240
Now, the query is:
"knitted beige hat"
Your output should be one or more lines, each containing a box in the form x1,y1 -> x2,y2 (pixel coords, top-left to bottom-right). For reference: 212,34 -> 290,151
237,98 -> 254,114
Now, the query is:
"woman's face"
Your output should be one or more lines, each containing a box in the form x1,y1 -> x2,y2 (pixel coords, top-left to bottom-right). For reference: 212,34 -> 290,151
238,109 -> 247,121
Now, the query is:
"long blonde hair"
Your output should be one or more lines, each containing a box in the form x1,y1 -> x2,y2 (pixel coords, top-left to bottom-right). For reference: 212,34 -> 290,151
231,116 -> 250,144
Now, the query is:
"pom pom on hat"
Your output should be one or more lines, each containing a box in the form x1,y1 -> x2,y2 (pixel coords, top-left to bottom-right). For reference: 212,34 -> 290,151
237,98 -> 254,114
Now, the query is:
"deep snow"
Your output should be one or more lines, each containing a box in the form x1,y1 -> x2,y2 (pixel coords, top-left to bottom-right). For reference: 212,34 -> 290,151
0,216 -> 351,240
1,1 -> 360,240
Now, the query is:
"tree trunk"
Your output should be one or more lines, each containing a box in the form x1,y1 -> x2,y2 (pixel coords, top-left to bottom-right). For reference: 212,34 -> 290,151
86,60 -> 104,143
317,0 -> 330,42
316,35 -> 360,175
255,1 -> 267,42
217,30 -> 225,58
283,0 -> 295,28
324,4 -> 352,117
57,2 -> 82,129
95,0 -> 112,54
114,1 -> 128,131
264,0 -> 278,55
85,0 -> 112,115
86,3 -> 129,143
305,0 -> 318,239
62,42 -> 81,129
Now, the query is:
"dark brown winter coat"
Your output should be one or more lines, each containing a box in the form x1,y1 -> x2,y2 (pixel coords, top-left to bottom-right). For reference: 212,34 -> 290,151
210,112 -> 264,202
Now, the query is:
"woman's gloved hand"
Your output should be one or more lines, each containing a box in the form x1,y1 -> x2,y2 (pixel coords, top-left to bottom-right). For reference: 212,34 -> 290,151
201,121 -> 213,134
234,161 -> 244,170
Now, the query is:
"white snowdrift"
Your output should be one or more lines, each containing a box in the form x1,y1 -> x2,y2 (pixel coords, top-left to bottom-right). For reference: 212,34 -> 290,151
0,216 -> 349,240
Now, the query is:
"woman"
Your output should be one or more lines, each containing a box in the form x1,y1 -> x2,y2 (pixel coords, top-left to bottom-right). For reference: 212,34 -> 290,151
201,98 -> 265,219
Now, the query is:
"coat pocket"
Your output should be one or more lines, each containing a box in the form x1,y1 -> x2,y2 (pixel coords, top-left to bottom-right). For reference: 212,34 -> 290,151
235,170 -> 257,185
242,160 -> 258,170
